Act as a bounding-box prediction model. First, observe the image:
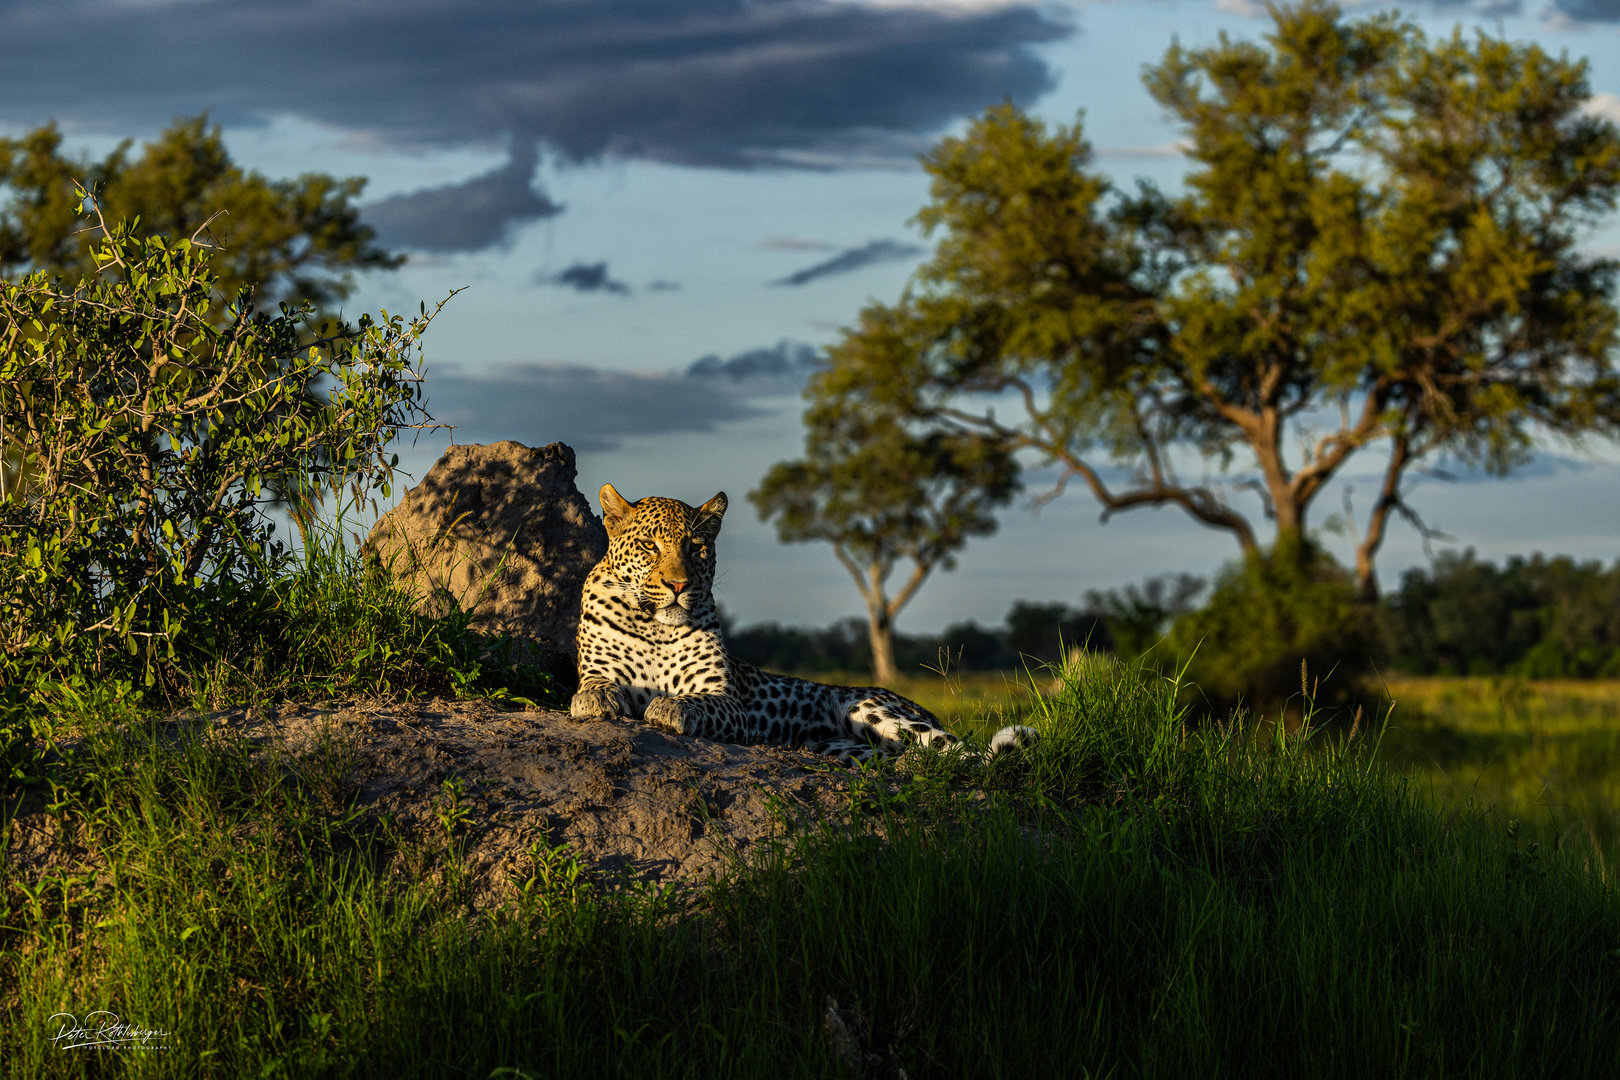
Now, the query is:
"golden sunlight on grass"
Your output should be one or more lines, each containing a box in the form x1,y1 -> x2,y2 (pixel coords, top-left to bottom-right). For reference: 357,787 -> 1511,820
1379,677 -> 1620,862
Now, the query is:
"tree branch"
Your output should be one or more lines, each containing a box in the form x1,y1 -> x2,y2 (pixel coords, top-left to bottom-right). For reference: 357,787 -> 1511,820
831,541 -> 873,605
886,559 -> 933,621
936,399 -> 1259,552
1290,381 -> 1392,509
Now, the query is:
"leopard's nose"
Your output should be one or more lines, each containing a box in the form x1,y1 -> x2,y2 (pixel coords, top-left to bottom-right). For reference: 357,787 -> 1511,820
666,579 -> 687,595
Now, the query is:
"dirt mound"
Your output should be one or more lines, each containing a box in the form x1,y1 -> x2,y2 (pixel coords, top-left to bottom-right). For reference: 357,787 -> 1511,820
365,440 -> 608,662
6,698 -> 863,909
262,698 -> 862,900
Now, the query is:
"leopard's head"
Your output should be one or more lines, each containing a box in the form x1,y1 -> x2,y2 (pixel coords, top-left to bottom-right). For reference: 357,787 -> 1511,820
598,484 -> 727,627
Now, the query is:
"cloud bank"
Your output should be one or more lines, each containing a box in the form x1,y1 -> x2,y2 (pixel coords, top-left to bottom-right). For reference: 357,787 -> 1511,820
0,1 -> 1069,250
427,341 -> 819,451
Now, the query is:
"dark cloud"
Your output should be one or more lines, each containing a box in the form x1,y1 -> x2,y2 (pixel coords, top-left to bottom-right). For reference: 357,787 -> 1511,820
686,341 -> 821,385
537,262 -> 632,295
771,238 -> 925,286
760,237 -> 838,251
0,1 -> 1069,251
364,143 -> 561,253
1549,0 -> 1615,18
428,341 -> 819,451
646,279 -> 683,292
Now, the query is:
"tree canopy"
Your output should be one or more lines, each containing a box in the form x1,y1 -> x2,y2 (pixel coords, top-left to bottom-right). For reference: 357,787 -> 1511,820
1386,549 -> 1620,677
0,115 -> 401,313
814,0 -> 1620,596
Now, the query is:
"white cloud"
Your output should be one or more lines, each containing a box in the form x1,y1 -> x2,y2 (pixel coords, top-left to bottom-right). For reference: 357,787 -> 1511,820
1095,141 -> 1188,159
1583,92 -> 1620,126
1213,0 -> 1268,17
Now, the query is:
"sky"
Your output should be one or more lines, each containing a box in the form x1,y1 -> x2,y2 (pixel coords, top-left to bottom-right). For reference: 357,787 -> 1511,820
3,0 -> 1619,634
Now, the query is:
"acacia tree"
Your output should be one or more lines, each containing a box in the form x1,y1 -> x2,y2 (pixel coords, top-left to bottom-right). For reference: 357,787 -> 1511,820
751,401 -> 1019,683
0,115 -> 402,312
816,1 -> 1620,597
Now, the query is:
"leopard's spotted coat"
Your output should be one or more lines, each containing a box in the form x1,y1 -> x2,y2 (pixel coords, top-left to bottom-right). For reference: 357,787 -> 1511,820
569,485 -> 1035,762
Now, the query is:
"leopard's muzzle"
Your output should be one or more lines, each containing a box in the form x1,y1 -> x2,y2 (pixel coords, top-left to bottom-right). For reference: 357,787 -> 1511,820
651,582 -> 700,626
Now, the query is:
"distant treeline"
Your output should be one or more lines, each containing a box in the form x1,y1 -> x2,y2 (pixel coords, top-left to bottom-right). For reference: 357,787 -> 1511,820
1386,551 -> 1620,678
723,574 -> 1206,677
728,552 -> 1620,681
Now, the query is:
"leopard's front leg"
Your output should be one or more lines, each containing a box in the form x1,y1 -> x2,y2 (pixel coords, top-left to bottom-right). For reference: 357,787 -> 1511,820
644,693 -> 748,742
570,676 -> 628,720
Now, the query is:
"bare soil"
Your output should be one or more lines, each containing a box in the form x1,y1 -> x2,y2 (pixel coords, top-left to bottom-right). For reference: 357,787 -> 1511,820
5,697 -> 865,909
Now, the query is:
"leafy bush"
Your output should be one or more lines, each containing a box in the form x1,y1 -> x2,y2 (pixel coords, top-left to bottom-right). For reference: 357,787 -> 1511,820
1170,538 -> 1380,711
0,209 -> 438,715
1002,599 -> 1111,665
1080,573 -> 1204,659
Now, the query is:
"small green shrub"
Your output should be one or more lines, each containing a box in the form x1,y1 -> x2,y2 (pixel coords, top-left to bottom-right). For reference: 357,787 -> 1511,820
1169,537 -> 1380,712
0,207 -> 443,720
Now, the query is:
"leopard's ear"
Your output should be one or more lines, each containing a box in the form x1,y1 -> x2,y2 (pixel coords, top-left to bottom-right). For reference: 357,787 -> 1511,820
695,491 -> 727,542
599,484 -> 637,539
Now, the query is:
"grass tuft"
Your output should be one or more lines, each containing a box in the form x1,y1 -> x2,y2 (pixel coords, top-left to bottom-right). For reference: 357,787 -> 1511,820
178,512 -> 563,711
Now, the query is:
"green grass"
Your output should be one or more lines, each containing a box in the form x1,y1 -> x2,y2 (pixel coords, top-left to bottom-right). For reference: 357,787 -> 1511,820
885,664 -> 1620,869
1379,676 -> 1620,863
5,650 -> 1620,1077
7,535 -> 1620,1076
180,515 -> 563,711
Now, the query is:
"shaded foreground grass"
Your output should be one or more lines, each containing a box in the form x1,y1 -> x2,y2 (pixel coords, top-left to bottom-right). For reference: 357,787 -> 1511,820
4,661 -> 1619,1077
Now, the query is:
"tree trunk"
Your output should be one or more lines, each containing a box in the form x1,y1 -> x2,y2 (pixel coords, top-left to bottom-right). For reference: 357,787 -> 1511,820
1253,411 -> 1306,545
1354,434 -> 1411,601
867,603 -> 898,684
832,547 -> 928,686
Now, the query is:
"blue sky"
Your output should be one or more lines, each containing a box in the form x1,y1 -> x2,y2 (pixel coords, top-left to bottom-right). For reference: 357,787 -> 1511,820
4,0 -> 1619,633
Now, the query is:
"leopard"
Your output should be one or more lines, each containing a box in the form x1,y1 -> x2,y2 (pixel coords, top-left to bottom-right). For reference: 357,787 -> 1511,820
569,484 -> 1037,763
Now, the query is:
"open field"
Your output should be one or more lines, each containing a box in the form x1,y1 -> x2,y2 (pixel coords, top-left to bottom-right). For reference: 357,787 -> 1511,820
1377,677 -> 1620,862
869,665 -> 1620,863
873,665 -> 1620,866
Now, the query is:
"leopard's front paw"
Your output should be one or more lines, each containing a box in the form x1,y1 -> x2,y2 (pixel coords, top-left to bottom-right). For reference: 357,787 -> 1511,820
644,696 -> 686,735
570,686 -> 624,721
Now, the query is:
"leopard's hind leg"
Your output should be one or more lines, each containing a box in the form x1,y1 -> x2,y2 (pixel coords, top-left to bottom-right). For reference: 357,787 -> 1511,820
843,690 -> 962,756
805,735 -> 885,765
844,689 -> 1040,758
